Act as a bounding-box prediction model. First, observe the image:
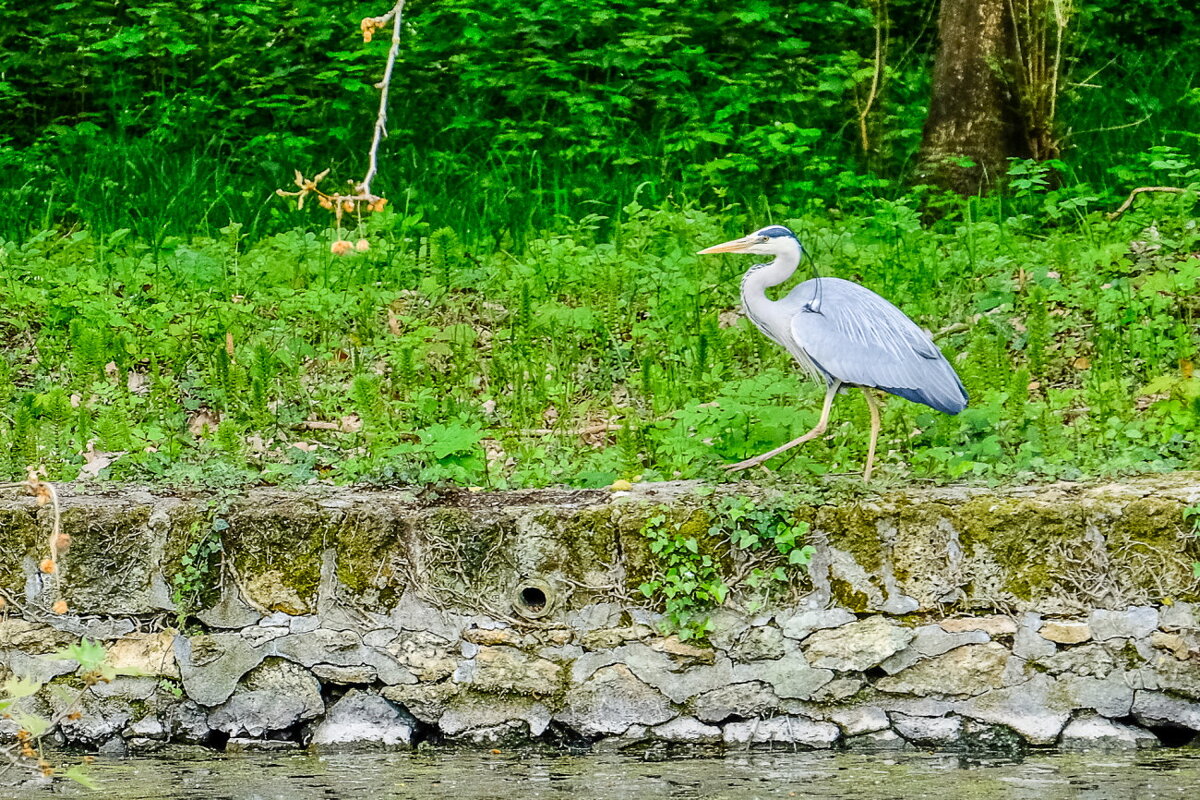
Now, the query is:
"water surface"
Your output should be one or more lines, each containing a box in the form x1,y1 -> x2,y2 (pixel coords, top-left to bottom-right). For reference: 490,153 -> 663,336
27,748 -> 1200,799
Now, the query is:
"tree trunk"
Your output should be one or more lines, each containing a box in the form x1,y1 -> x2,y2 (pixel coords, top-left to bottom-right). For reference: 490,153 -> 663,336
916,0 -> 1031,195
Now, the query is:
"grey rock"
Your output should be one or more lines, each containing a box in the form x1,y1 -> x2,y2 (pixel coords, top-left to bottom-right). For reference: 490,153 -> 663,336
1060,715 -> 1158,750
555,664 -> 676,737
196,584 -> 261,629
876,643 -> 1008,697
880,626 -> 990,674
891,713 -> 962,746
810,677 -> 863,703
779,609 -> 856,642
802,616 -> 913,672
381,630 -> 456,683
691,682 -> 780,724
958,675 -> 1070,745
1146,655 -> 1200,700
164,700 -> 211,744
1034,643 -> 1115,677
312,663 -> 378,684
829,706 -> 889,736
651,716 -> 721,743
729,626 -> 786,662
363,629 -> 398,649
243,625 -> 290,647
125,716 -> 166,739
0,649 -> 78,684
273,630 -> 414,686
439,694 -> 551,738
722,715 -> 840,748
577,643 -> 736,704
1012,613 -> 1056,659
455,646 -> 561,696
939,616 -> 1018,636
1089,607 -> 1158,641
705,608 -> 751,650
208,658 -> 324,737
1052,671 -> 1134,718
176,633 -> 267,707
1133,691 -> 1200,731
563,603 -> 622,633
309,690 -> 416,748
1159,602 -> 1198,632
91,676 -> 158,701
51,692 -> 132,747
732,652 -> 834,700
380,682 -> 460,725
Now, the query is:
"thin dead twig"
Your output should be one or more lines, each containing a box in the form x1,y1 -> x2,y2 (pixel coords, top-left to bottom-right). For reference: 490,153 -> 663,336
1106,186 -> 1189,220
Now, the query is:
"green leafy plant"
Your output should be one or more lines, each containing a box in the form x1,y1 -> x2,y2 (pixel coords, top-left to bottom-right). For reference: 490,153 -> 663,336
637,511 -> 729,641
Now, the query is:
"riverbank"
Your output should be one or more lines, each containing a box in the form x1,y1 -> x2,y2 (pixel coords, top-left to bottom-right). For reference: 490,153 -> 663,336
2,475 -> 1199,753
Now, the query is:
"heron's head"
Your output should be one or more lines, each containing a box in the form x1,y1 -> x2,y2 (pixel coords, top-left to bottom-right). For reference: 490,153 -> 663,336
697,225 -> 801,257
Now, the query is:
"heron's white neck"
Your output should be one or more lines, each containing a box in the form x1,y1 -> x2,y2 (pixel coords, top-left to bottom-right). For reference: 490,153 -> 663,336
741,248 -> 800,304
740,248 -> 800,345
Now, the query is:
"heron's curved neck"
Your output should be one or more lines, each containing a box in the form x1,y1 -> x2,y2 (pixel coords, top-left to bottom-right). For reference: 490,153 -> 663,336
741,250 -> 800,302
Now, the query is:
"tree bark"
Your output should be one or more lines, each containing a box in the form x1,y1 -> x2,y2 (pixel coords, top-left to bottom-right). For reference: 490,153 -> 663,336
916,0 -> 1031,195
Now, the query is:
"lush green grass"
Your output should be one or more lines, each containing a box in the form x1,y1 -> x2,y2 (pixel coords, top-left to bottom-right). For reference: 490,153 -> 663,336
2,170 -> 1197,489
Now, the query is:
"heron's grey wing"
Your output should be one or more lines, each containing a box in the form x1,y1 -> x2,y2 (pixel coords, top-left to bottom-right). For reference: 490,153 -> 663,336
784,277 -> 968,414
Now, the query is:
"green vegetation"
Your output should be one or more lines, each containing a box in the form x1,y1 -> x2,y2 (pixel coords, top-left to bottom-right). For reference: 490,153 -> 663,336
0,1 -> 1197,488
0,639 -> 110,788
638,495 -> 817,638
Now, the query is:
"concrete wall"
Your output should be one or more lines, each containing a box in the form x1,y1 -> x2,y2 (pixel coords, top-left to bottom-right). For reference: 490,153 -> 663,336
2,476 -> 1199,753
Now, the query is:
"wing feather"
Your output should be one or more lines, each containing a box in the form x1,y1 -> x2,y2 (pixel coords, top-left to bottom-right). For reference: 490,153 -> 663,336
784,277 -> 968,414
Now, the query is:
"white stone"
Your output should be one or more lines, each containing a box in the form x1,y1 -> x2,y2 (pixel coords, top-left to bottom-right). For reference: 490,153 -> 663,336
779,609 -> 856,641
310,690 -> 416,747
651,716 -> 721,743
1089,607 -> 1158,641
722,715 -> 840,748
829,706 -> 890,736
891,713 -> 962,745
1060,715 -> 1158,750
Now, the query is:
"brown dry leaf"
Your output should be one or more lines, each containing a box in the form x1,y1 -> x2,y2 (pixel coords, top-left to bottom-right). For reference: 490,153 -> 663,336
387,310 -> 402,336
718,309 -> 742,328
188,409 -> 221,437
1135,393 -> 1169,411
290,441 -> 319,452
126,371 -> 149,394
104,361 -> 119,381
79,440 -> 126,480
1072,356 -> 1091,371
1182,359 -> 1194,379
225,331 -> 235,358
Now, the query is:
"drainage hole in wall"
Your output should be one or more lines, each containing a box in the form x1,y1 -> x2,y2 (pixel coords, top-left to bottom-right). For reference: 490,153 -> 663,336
519,586 -> 547,612
512,579 -> 555,618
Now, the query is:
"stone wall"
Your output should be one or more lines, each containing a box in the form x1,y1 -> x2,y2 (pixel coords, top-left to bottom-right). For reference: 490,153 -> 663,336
2,476 -> 1200,753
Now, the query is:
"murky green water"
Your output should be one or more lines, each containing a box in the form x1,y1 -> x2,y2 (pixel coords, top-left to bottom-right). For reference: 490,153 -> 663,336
16,749 -> 1200,799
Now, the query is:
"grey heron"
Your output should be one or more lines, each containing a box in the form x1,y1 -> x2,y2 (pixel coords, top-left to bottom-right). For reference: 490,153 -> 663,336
698,225 -> 967,481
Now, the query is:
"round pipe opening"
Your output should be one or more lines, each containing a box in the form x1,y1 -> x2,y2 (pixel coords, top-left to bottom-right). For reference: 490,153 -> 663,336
512,578 -> 555,619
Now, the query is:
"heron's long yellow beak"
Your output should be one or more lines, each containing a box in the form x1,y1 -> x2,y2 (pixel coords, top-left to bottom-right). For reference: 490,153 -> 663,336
697,236 -> 754,255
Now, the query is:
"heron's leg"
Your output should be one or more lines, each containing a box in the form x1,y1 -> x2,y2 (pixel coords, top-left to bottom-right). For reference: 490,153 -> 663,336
861,388 -> 882,482
722,381 -> 840,472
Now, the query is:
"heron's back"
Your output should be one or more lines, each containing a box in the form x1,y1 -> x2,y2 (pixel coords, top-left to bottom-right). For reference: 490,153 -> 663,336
780,277 -> 968,414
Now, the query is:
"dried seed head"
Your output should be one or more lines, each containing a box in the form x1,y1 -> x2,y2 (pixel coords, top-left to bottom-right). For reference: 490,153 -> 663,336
39,558 -> 56,574
52,599 -> 69,615
331,240 -> 354,256
355,238 -> 370,252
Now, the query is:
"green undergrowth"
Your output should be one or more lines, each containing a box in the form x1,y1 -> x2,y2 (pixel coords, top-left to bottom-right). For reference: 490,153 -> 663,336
0,170 -> 1198,489
637,495 -> 816,640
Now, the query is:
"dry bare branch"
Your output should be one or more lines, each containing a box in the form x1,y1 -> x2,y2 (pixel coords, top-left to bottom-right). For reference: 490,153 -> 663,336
1106,186 -> 1189,220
